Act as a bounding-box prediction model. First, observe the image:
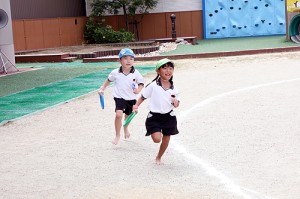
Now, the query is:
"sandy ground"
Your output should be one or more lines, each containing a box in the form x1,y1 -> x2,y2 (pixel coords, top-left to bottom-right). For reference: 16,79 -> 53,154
1,52 -> 300,199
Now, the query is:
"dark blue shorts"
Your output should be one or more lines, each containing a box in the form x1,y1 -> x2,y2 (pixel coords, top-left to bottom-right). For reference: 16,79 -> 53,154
145,111 -> 179,136
114,98 -> 136,115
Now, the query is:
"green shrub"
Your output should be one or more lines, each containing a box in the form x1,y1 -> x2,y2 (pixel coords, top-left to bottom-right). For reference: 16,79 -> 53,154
84,18 -> 105,44
84,18 -> 135,44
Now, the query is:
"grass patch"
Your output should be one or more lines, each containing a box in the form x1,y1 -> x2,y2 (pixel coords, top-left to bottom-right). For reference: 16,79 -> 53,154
0,62 -> 118,97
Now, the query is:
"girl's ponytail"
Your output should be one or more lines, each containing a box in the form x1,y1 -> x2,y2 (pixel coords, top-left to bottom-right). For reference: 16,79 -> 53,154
146,74 -> 159,87
169,76 -> 173,85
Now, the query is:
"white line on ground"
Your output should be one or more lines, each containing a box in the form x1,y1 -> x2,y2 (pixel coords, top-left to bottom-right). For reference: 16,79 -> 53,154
172,77 -> 300,199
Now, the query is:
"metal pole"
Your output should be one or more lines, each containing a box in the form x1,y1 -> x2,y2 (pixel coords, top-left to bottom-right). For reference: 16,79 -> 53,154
285,0 -> 289,41
170,14 -> 176,39
0,48 -> 18,74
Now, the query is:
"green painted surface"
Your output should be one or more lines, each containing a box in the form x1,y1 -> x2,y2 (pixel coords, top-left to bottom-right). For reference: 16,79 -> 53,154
0,62 -> 154,123
161,36 -> 297,55
1,35 -> 298,123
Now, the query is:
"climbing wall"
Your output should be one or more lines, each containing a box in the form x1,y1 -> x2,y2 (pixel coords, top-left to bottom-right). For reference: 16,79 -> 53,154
203,0 -> 286,39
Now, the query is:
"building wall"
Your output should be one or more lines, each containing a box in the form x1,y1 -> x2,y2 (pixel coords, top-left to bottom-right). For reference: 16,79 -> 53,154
11,0 -> 86,19
152,0 -> 202,13
104,11 -> 203,40
10,0 -> 88,51
85,0 -> 202,16
12,10 -> 203,51
13,17 -> 87,51
12,0 -> 203,51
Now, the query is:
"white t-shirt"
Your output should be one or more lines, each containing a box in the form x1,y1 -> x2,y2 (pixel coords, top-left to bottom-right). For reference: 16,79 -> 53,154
108,66 -> 144,100
142,78 -> 180,114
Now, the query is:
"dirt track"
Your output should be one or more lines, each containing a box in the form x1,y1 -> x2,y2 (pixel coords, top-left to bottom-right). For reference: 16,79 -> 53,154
1,52 -> 300,199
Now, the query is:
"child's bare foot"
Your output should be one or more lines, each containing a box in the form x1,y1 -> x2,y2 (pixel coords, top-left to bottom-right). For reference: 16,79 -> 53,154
112,136 -> 120,145
125,133 -> 130,139
155,157 -> 162,165
124,130 -> 130,139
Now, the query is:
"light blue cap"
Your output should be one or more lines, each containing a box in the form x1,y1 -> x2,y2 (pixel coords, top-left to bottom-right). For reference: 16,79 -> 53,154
119,48 -> 135,59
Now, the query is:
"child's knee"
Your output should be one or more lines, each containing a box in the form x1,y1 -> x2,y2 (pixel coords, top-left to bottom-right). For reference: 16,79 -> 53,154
152,138 -> 161,143
115,110 -> 123,118
151,132 -> 162,143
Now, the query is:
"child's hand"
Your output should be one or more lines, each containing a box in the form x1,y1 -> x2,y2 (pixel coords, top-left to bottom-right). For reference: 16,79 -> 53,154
132,83 -> 140,94
98,87 -> 105,95
132,104 -> 139,112
98,90 -> 104,95
171,95 -> 180,108
133,84 -> 144,94
133,88 -> 140,94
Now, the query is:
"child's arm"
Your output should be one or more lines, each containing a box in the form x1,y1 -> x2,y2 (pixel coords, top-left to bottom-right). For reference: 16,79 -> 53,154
133,83 -> 144,94
98,79 -> 110,95
171,94 -> 180,108
133,95 -> 146,112
171,97 -> 180,108
134,71 -> 144,94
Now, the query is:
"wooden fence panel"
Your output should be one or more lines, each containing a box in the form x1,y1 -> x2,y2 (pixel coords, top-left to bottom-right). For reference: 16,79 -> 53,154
104,11 -> 203,41
191,11 -> 203,39
178,12 -> 193,36
59,18 -> 80,46
12,11 -> 203,51
140,13 -> 167,40
13,17 -> 87,51
74,17 -> 87,44
24,20 -> 44,50
165,12 -> 174,38
59,17 -> 87,46
42,18 -> 61,48
12,20 -> 26,51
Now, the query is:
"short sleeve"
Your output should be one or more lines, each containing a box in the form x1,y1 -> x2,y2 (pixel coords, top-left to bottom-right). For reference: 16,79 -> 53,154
108,70 -> 117,82
142,82 -> 154,99
173,86 -> 180,101
135,71 -> 144,85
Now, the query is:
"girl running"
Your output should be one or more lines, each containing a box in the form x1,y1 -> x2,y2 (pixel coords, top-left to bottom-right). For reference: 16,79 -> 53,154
133,58 -> 180,165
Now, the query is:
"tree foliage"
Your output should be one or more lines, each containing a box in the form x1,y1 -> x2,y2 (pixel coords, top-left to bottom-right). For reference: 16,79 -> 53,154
90,0 -> 158,39
84,18 -> 135,44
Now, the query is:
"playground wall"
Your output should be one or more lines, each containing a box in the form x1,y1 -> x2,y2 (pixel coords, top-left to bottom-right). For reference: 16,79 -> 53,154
11,0 -> 289,51
12,11 -> 203,52
203,0 -> 286,39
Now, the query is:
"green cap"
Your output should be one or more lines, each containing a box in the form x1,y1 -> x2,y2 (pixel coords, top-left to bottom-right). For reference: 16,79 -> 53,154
155,58 -> 174,70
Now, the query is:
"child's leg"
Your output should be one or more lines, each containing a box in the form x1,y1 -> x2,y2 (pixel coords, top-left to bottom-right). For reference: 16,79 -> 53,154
151,132 -> 162,143
155,135 -> 170,165
123,114 -> 130,139
112,110 -> 123,145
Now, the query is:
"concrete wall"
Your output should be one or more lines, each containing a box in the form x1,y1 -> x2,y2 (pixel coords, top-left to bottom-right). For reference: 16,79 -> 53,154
85,0 -> 202,16
11,0 -> 86,19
